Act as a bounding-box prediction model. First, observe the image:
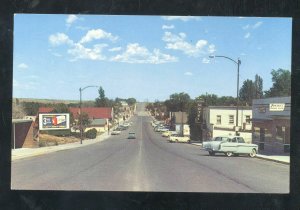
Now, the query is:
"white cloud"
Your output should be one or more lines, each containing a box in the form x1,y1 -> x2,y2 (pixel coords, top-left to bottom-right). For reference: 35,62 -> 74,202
244,32 -> 251,39
66,15 -> 78,27
18,63 -> 28,69
49,33 -> 73,46
253,21 -> 263,29
184,72 -> 193,76
27,75 -> 39,79
162,31 -> 214,57
208,44 -> 216,54
76,26 -> 90,31
162,16 -> 201,21
202,58 -> 210,64
52,53 -> 62,57
243,22 -> 263,30
68,43 -> 108,61
242,24 -> 250,30
109,47 -> 122,52
162,25 -> 175,30
79,29 -> 118,44
111,43 -> 177,64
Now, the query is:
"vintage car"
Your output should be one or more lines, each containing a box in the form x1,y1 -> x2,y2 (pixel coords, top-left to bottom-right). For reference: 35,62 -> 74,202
169,134 -> 190,143
202,136 -> 258,157
128,132 -> 136,139
111,128 -> 121,135
162,131 -> 178,137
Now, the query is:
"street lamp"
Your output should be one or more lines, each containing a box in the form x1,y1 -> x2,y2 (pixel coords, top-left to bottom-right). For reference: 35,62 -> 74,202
209,55 -> 241,135
79,85 -> 99,144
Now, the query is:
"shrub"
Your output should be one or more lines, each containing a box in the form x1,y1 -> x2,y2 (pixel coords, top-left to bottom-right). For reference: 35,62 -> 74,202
85,128 -> 97,139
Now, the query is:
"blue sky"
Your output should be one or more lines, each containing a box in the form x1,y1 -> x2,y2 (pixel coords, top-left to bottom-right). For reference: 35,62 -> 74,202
13,15 -> 292,102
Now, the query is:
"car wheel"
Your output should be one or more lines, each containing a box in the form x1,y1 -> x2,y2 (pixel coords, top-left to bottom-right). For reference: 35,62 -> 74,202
226,152 -> 233,157
249,149 -> 257,158
208,151 -> 215,156
176,139 -> 179,143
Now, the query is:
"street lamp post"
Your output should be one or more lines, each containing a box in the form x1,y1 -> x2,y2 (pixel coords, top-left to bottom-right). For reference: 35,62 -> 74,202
209,55 -> 241,135
79,85 -> 99,144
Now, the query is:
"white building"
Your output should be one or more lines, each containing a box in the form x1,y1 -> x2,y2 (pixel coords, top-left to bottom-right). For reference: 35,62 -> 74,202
203,106 -> 252,143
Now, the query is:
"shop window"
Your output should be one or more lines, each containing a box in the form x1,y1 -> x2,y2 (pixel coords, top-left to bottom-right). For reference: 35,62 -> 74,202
229,115 -> 234,124
275,126 -> 285,143
253,127 -> 260,142
216,115 -> 221,125
245,115 -> 251,124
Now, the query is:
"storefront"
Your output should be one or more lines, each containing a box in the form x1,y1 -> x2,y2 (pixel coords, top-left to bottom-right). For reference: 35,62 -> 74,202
252,97 -> 290,153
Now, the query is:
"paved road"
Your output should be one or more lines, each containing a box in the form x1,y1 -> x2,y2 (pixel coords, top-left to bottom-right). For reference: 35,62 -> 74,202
11,104 -> 289,193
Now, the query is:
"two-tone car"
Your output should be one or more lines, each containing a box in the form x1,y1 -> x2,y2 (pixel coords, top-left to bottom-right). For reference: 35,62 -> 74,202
202,136 -> 258,157
169,134 -> 190,143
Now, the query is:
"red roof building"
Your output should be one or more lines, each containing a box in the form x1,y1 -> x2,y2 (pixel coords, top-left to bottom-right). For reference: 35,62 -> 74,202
38,107 -> 113,120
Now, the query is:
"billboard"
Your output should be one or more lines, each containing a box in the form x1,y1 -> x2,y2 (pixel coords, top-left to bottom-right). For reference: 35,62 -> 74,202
39,113 -> 70,130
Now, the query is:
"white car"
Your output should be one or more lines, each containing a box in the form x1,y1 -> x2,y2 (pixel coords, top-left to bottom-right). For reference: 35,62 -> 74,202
169,134 -> 190,143
202,136 -> 258,157
111,129 -> 121,135
162,131 -> 178,137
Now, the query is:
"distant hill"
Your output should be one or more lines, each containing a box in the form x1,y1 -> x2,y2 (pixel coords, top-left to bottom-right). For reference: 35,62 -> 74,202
13,98 -> 94,104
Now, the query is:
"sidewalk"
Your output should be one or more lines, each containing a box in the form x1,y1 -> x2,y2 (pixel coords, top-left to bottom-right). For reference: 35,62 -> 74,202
12,131 -> 112,161
191,143 -> 290,165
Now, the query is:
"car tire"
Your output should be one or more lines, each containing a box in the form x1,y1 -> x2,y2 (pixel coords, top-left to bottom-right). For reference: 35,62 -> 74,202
249,149 -> 257,158
226,152 -> 233,157
209,151 -> 215,156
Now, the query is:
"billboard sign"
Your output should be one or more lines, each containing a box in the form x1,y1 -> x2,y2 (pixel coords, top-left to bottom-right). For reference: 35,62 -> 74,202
269,103 -> 285,111
39,113 -> 70,130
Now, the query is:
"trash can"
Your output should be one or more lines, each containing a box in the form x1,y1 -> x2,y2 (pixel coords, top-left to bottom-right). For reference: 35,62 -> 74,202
284,144 -> 290,153
258,142 -> 264,150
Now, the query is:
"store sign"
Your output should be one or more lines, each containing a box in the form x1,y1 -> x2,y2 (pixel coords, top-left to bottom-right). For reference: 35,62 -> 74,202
258,106 -> 266,113
39,113 -> 70,130
269,103 -> 285,111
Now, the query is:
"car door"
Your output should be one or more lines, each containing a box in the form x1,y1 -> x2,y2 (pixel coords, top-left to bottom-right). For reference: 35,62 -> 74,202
236,137 -> 250,154
220,137 -> 238,152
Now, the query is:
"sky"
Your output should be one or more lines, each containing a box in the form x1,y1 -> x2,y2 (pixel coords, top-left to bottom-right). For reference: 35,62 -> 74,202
13,15 -> 292,102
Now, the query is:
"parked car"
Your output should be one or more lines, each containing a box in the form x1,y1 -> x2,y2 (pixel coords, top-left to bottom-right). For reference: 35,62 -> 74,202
162,131 -> 178,137
202,136 -> 258,157
169,134 -> 190,143
128,132 -> 136,139
111,129 -> 121,135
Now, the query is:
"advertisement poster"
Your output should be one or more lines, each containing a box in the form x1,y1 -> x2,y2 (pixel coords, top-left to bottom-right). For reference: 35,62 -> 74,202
39,113 -> 70,130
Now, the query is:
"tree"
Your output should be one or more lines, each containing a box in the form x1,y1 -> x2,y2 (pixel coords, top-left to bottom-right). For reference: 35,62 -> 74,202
78,112 -> 91,131
164,92 -> 191,112
254,74 -> 263,99
95,86 -> 109,107
265,69 -> 291,97
239,79 -> 255,105
126,98 -> 137,106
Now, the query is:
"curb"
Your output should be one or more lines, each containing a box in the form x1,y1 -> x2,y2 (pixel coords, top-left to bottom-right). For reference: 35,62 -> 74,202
12,132 -> 111,161
255,155 -> 290,165
191,143 -> 289,165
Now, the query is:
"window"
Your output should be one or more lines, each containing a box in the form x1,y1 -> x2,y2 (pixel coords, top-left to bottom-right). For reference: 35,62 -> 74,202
216,115 -> 221,125
237,137 -> 245,143
229,115 -> 234,124
245,115 -> 251,124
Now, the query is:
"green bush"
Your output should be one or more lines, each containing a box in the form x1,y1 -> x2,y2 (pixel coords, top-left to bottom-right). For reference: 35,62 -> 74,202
85,128 -> 97,139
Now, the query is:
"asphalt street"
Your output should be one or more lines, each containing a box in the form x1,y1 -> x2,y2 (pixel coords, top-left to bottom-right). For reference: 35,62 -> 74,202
11,104 -> 289,193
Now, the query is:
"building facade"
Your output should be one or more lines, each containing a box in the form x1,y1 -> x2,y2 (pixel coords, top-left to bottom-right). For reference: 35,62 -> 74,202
203,106 -> 252,142
252,97 -> 290,153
